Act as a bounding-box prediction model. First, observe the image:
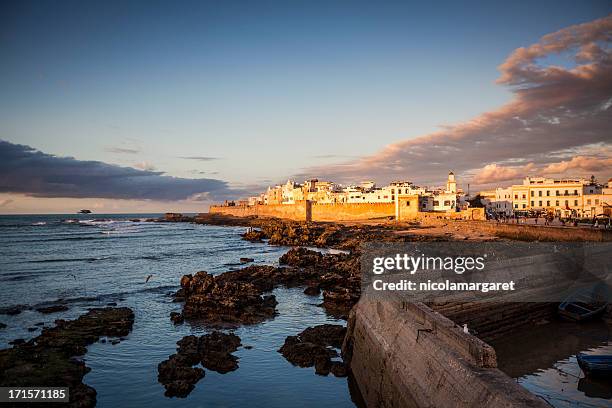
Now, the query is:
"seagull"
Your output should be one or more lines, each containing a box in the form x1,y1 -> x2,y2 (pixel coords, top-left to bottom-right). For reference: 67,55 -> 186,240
463,323 -> 469,334
145,274 -> 153,283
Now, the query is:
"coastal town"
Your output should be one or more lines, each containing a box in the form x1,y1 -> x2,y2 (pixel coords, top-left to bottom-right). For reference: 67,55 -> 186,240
219,172 -> 612,221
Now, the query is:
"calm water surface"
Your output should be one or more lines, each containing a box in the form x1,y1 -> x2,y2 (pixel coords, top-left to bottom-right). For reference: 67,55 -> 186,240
0,214 -> 360,407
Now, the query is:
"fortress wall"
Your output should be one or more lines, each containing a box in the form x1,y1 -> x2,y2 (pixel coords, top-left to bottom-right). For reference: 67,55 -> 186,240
210,202 -> 395,221
209,202 -> 307,221
311,202 -> 395,221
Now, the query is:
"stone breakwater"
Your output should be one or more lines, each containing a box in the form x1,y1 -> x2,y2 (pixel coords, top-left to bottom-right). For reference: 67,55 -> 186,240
0,307 -> 135,408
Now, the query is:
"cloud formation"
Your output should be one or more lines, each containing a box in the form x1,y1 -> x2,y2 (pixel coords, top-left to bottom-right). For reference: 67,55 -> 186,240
105,147 -> 140,154
0,140 -> 237,201
299,15 -> 612,187
180,156 -> 221,161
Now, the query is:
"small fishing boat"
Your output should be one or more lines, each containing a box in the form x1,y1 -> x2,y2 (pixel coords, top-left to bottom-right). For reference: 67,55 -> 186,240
577,354 -> 612,378
558,284 -> 609,322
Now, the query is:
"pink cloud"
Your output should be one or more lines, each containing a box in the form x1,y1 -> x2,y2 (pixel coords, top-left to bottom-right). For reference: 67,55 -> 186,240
542,155 -> 612,174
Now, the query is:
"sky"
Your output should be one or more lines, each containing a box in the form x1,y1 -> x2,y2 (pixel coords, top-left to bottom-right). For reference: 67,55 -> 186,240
0,0 -> 611,213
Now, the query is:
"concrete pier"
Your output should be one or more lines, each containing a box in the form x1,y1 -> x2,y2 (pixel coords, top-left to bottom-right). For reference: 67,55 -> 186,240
342,299 -> 548,408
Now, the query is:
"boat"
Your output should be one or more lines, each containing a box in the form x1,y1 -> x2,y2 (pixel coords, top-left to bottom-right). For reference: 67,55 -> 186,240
78,209 -> 92,214
558,284 -> 609,322
577,354 -> 612,378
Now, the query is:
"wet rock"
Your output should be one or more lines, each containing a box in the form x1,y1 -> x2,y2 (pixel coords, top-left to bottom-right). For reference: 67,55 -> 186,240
27,327 -> 38,332
178,271 -> 278,325
0,306 -> 23,315
106,302 -> 117,306
304,286 -> 321,296
278,324 -> 348,377
0,323 -> 6,329
158,331 -> 241,398
330,361 -> 348,377
199,331 -> 241,373
170,312 -> 184,324
34,322 -> 44,326
239,257 -> 255,263
242,230 -> 265,242
158,354 -> 205,398
0,307 -> 134,408
36,304 -> 69,314
8,338 -> 25,346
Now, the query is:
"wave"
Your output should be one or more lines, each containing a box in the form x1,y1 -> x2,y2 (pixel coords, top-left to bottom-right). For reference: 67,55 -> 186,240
27,256 -> 112,264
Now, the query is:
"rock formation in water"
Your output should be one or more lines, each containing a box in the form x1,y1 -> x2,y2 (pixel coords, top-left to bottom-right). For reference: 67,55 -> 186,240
0,307 -> 135,408
158,331 -> 241,397
278,324 -> 348,377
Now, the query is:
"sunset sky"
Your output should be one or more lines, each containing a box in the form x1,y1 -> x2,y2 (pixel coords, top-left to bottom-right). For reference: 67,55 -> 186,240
1,1 -> 611,213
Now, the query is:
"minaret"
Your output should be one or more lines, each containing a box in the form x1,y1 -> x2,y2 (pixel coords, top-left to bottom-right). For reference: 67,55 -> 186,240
446,171 -> 457,194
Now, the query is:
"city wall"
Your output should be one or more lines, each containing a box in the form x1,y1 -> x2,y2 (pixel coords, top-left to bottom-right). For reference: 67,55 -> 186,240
209,202 -> 307,221
208,201 -> 484,222
343,298 -> 548,408
209,201 -> 395,221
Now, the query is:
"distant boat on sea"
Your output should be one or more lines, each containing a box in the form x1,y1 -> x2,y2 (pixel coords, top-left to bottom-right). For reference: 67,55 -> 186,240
78,209 -> 92,214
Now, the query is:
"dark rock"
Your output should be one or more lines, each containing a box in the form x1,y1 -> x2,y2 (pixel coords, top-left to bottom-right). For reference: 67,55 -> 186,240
239,257 -> 255,263
0,323 -> 6,329
0,307 -> 134,408
158,354 -> 205,398
27,327 -> 38,332
36,305 -> 69,314
178,271 -> 278,325
330,361 -> 348,377
243,345 -> 253,350
106,302 -> 117,306
304,286 -> 320,296
158,331 -> 240,398
278,324 -> 347,377
0,306 -> 23,315
110,339 -> 120,345
199,331 -> 241,373
9,339 -> 25,346
34,322 -> 44,326
170,312 -> 184,325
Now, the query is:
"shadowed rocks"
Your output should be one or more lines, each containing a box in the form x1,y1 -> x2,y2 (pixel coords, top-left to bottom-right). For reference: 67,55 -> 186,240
278,324 -> 348,377
0,307 -> 134,408
158,332 -> 241,398
176,271 -> 278,325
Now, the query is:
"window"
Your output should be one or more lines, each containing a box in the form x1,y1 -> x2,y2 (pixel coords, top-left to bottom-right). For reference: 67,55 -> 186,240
595,199 -> 599,205
538,191 -> 542,197
565,200 -> 569,206
444,200 -> 451,206
556,200 -> 559,206
406,201 -> 410,206
587,199 -> 591,205
546,191 -> 550,196
531,201 -> 534,206
433,200 -> 439,206
514,204 -> 518,209
538,201 -> 542,206
522,194 -> 526,199
546,201 -> 550,206
556,190 -> 560,196
514,194 -> 518,199
574,190 -> 578,195
522,204 -> 526,209
531,191 -> 535,197
565,190 -> 568,195
574,200 -> 578,206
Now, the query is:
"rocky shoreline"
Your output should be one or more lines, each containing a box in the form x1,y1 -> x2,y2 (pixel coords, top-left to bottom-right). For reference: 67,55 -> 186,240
0,307 -> 134,408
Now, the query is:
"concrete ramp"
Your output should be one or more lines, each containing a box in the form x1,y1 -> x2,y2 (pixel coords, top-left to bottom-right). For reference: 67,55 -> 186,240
343,299 -> 548,408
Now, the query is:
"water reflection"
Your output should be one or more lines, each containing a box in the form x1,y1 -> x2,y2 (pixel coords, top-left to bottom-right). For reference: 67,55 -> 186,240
490,319 -> 611,407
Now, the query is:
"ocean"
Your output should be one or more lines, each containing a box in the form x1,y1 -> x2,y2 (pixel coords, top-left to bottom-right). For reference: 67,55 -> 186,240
0,214 -> 360,407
